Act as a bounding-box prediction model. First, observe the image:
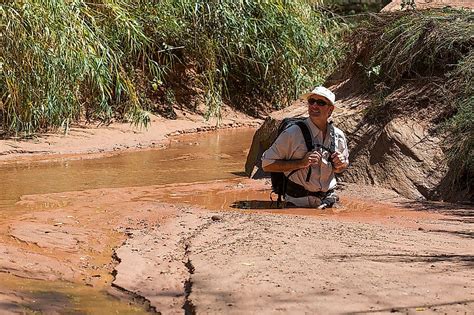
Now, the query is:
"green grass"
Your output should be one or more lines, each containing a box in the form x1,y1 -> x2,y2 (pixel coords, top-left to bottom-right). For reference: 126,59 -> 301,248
0,0 -> 347,135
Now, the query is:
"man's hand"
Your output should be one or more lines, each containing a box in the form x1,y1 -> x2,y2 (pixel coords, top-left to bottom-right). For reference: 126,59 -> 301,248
331,152 -> 348,172
301,150 -> 322,168
263,150 -> 344,173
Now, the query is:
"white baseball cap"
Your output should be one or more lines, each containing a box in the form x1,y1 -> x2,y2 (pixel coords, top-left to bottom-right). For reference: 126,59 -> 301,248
301,86 -> 336,106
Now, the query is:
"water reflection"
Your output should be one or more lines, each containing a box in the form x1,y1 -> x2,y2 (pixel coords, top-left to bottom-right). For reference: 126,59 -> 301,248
0,273 -> 149,314
0,128 -> 256,211
232,200 -> 278,209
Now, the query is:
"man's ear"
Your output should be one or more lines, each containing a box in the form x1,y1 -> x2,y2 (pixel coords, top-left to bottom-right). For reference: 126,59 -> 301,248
328,105 -> 334,117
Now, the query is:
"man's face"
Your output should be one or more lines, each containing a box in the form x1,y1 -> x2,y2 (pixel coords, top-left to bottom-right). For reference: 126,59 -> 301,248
307,95 -> 334,121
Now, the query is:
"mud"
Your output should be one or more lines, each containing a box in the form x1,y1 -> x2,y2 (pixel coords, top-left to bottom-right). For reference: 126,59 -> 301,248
1,177 -> 472,314
0,115 -> 473,314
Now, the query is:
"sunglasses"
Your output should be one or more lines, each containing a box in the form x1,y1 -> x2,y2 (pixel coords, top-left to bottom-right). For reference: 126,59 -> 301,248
307,98 -> 329,106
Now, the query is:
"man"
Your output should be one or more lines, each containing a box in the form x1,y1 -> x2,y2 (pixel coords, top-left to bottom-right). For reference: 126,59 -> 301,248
261,86 -> 349,208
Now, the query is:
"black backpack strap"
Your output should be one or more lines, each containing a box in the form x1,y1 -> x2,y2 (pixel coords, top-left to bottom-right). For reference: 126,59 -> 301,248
274,169 -> 296,207
295,121 -> 314,152
294,121 -> 314,182
327,122 -> 337,167
328,121 -> 336,155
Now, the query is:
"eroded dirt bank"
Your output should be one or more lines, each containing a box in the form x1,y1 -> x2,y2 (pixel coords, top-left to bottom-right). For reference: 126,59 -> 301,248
1,178 -> 472,314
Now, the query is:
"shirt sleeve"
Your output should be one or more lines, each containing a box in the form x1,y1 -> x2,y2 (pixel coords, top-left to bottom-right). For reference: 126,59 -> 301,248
261,127 -> 296,168
335,131 -> 349,164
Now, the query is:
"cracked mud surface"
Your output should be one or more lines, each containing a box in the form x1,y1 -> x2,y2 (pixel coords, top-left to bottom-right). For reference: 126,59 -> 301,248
186,211 -> 473,314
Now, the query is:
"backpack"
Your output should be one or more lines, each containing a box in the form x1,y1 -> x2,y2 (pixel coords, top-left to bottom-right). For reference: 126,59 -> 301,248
270,117 -> 336,206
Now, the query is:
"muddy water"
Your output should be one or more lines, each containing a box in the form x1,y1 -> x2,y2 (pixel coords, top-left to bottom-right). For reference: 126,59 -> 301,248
0,129 -> 255,214
0,128 -> 256,314
0,273 -> 148,314
155,181 -> 440,228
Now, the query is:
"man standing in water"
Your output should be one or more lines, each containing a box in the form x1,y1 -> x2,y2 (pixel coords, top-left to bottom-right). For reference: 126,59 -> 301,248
262,86 -> 349,208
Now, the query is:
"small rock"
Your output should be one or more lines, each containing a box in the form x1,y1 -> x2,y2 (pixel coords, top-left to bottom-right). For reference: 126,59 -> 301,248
211,215 -> 222,221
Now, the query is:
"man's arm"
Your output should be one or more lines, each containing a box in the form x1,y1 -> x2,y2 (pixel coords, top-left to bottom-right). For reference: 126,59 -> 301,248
263,150 -> 322,172
331,152 -> 349,173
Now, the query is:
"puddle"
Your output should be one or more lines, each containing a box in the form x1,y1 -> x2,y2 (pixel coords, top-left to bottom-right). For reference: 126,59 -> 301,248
152,180 -> 442,227
0,273 -> 149,314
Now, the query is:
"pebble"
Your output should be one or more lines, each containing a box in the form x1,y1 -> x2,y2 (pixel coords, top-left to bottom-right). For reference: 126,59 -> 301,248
211,215 -> 222,221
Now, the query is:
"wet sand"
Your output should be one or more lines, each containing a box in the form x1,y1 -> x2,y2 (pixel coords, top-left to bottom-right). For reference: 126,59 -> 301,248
1,178 -> 473,314
1,114 -> 473,314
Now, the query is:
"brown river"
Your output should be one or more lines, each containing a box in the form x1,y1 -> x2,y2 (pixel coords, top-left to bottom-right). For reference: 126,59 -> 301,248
1,129 -> 255,214
0,129 -> 257,314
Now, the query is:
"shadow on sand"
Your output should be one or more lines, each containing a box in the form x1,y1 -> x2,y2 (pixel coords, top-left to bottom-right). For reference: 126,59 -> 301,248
231,200 -> 279,210
399,200 -> 473,222
344,299 -> 474,315
325,252 -> 474,267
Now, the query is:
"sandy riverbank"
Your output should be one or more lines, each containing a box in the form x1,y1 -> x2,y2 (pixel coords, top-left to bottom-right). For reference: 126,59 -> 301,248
0,110 -> 473,314
0,107 -> 260,165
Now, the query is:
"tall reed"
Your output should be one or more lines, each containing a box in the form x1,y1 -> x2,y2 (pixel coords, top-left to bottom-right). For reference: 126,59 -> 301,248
1,0 -> 151,134
174,0 -> 346,113
1,0 -> 346,134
